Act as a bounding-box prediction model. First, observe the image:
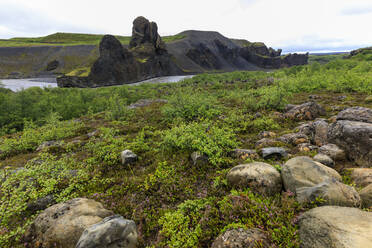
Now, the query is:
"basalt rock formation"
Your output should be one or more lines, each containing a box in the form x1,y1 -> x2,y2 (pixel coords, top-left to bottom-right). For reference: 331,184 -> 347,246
57,16 -> 309,87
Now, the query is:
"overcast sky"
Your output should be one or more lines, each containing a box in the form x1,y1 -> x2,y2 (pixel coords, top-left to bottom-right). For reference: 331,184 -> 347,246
0,0 -> 371,52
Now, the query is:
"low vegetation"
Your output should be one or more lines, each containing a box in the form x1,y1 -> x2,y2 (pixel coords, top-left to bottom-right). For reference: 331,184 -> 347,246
0,32 -> 185,47
0,52 -> 371,247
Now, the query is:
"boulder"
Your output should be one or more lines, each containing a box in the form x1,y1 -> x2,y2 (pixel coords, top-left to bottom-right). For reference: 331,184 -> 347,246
190,151 -> 208,166
46,60 -> 59,71
24,198 -> 113,248
296,143 -> 318,153
365,95 -> 372,103
258,131 -> 277,139
313,153 -> 334,167
328,120 -> 372,167
284,102 -> 325,121
299,206 -> 372,248
26,195 -> 55,213
260,147 -> 288,159
76,215 -> 138,248
127,99 -> 168,109
227,162 -> 282,196
360,184 -> 372,208
296,179 -> 361,207
255,138 -> 281,149
281,156 -> 341,194
121,150 -> 138,166
318,143 -> 346,161
349,168 -> 372,188
277,133 -> 309,145
36,141 -> 60,152
312,119 -> 329,146
232,149 -> 259,160
211,228 -> 270,248
336,107 -> 372,123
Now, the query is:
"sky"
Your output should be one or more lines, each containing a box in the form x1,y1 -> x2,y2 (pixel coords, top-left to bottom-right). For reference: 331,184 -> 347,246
0,0 -> 371,53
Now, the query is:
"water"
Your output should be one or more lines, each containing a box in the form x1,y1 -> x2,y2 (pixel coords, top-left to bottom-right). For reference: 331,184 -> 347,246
0,75 -> 194,91
0,78 -> 57,92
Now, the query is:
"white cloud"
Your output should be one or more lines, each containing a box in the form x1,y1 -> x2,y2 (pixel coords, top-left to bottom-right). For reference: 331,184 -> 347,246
0,0 -> 371,52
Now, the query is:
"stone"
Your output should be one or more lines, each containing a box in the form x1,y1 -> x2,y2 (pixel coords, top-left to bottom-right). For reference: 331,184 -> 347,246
296,178 -> 361,207
127,99 -> 168,109
46,60 -> 59,71
328,120 -> 372,167
313,153 -> 334,167
281,156 -> 341,194
232,149 -> 259,160
318,143 -> 346,161
255,138 -> 281,149
121,150 -> 138,165
336,106 -> 372,123
297,143 -> 318,152
360,184 -> 372,208
76,215 -> 138,248
36,141 -> 60,152
190,151 -> 208,166
296,122 -> 314,137
87,130 -> 99,138
277,133 -> 309,145
26,195 -> 55,213
24,198 -> 113,248
349,168 -> 372,188
284,102 -> 325,121
312,119 -> 329,146
299,206 -> 372,248
211,228 -> 270,248
227,162 -> 282,196
260,147 -> 288,159
258,131 -> 276,139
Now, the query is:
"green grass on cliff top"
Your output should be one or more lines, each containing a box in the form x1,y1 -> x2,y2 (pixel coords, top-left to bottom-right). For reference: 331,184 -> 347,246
0,32 -> 185,47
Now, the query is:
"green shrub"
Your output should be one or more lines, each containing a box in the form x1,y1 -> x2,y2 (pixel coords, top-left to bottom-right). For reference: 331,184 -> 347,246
162,92 -> 222,122
161,121 -> 238,165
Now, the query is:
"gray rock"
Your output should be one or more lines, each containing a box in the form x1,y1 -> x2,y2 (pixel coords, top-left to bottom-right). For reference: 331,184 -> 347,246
127,99 -> 168,109
87,130 -> 99,138
299,206 -> 372,248
260,147 -> 288,159
277,133 -> 309,145
328,120 -> 372,167
312,119 -> 329,146
24,198 -> 114,248
296,122 -> 314,137
360,184 -> 372,208
232,149 -> 259,160
227,162 -> 282,196
284,102 -> 326,121
296,179 -> 361,207
190,151 -> 208,166
76,215 -> 138,248
281,156 -> 341,194
121,150 -> 138,166
313,153 -> 334,167
255,138 -> 280,149
336,106 -> 372,123
296,143 -> 318,153
26,195 -> 56,213
318,143 -> 346,161
349,168 -> 372,188
36,141 -> 60,152
211,228 -> 270,248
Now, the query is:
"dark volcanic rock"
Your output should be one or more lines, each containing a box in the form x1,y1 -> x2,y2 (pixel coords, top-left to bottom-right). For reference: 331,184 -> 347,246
46,60 -> 59,71
281,53 -> 309,66
129,16 -> 166,54
186,43 -> 221,69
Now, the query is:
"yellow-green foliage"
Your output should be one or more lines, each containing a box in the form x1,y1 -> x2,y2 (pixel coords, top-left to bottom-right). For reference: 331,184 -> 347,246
66,67 -> 91,77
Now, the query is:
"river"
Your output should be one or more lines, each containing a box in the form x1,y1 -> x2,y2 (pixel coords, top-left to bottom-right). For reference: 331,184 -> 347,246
0,75 -> 194,92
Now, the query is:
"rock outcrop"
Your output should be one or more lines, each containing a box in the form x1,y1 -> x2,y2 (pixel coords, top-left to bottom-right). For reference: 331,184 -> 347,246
299,206 -> 372,248
211,228 -> 270,248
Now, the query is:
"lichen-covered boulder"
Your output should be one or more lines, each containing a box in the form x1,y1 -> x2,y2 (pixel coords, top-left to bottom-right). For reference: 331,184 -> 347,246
360,184 -> 372,208
313,153 -> 334,167
211,228 -> 270,248
296,179 -> 361,207
281,156 -> 341,194
121,150 -> 138,166
284,102 -> 325,121
328,120 -> 372,167
318,143 -> 346,161
299,206 -> 372,248
349,168 -> 372,188
336,106 -> 372,123
24,198 -> 113,248
227,162 -> 282,196
76,215 -> 138,248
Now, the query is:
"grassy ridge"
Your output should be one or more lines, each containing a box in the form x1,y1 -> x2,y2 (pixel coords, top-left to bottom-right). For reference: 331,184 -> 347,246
0,32 -> 185,47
